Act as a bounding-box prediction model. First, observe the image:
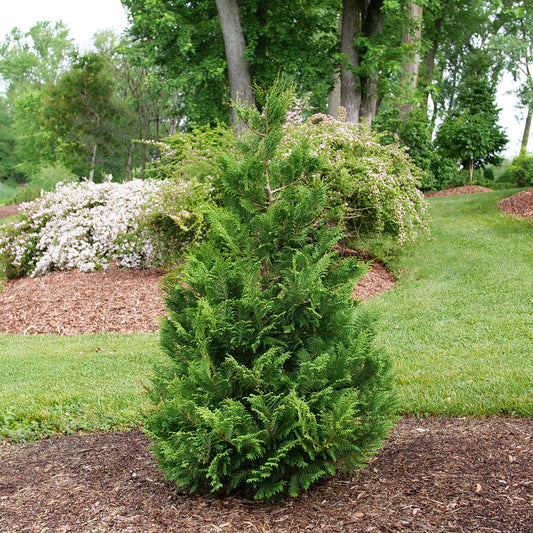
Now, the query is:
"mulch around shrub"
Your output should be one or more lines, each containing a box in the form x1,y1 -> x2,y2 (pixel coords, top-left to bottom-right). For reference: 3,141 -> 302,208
424,185 -> 494,197
1,417 -> 531,532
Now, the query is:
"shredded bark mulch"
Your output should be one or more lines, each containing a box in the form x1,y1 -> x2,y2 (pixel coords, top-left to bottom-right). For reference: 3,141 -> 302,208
424,185 -> 494,197
0,266 -> 167,335
498,189 -> 533,221
1,417 -> 531,532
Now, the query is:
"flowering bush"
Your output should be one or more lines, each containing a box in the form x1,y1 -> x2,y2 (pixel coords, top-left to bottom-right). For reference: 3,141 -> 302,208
0,176 -> 206,278
280,112 -> 430,244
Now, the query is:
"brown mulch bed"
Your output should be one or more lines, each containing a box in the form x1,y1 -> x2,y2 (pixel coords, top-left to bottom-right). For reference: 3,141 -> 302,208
0,203 -> 20,219
0,255 -> 392,337
498,188 -> 533,220
0,265 -> 166,335
1,417 -> 531,532
424,185 -> 494,197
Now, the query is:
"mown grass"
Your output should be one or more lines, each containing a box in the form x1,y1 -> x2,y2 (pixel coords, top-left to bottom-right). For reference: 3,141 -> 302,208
0,189 -> 531,442
365,189 -> 533,417
0,333 -> 165,441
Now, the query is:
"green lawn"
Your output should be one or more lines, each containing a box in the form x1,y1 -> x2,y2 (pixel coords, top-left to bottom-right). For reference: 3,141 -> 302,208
0,333 -> 164,441
364,190 -> 533,417
0,189 -> 532,442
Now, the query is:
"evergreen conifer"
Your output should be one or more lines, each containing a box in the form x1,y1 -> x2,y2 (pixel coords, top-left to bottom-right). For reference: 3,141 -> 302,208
144,81 -> 396,501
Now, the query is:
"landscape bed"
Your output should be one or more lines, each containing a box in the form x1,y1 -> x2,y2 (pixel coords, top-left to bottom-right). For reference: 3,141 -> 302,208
1,418 -> 531,532
0,187 -> 532,531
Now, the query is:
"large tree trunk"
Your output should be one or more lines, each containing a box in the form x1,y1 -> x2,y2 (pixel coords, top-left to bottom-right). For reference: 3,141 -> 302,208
398,2 -> 423,116
327,70 -> 342,118
520,102 -> 532,156
358,0 -> 384,127
339,0 -> 362,123
327,16 -> 343,118
215,0 -> 255,131
337,0 -> 384,128
421,35 -> 439,108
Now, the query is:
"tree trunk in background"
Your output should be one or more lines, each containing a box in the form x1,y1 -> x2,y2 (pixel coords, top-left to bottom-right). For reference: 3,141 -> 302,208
89,142 -> 97,182
422,35 -> 439,108
215,0 -> 256,131
327,16 -> 342,118
358,0 -> 384,127
399,2 -> 423,116
337,0 -> 384,128
327,71 -> 342,118
339,0 -> 362,123
520,103 -> 532,156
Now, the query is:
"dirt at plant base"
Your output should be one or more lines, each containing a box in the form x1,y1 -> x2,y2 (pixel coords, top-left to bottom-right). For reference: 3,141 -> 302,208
1,417 -> 531,532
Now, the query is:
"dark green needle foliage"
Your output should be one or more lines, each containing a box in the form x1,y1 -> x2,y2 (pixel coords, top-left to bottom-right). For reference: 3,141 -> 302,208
144,81 -> 396,502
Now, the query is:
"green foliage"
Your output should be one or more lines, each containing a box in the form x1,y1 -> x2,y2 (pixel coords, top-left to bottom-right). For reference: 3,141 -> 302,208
39,52 -> 125,180
0,99 -> 19,181
435,57 -> 508,180
0,180 -> 20,207
147,124 -> 236,183
281,110 -> 430,244
499,155 -> 533,187
145,82 -> 396,501
11,163 -> 78,204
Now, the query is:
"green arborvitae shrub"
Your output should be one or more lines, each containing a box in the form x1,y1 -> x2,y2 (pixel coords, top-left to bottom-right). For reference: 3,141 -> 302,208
144,81 -> 396,502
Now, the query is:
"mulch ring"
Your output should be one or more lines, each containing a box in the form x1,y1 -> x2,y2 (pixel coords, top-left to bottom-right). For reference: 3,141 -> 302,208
498,188 -> 533,220
1,417 -> 531,532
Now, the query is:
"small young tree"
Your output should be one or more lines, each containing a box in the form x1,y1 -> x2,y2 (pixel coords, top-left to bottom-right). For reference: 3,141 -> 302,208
435,58 -> 508,183
144,81 -> 396,501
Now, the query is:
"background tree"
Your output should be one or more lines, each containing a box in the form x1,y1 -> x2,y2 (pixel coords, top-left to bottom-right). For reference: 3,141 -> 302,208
40,52 -> 123,181
0,99 -> 17,180
0,21 -> 74,179
122,0 -> 340,126
492,0 -> 533,155
435,54 -> 508,182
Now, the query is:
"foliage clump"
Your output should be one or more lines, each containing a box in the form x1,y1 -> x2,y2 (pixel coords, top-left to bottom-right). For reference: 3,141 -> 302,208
280,109 -> 430,244
0,176 -> 203,278
500,155 -> 533,187
144,82 -> 396,502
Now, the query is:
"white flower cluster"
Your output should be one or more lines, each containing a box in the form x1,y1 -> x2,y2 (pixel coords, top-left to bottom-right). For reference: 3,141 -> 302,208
0,177 -> 184,277
280,113 -> 430,244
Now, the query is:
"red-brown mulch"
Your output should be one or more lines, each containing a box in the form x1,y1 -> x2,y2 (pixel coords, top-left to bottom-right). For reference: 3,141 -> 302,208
498,188 -> 533,220
0,265 -> 166,335
424,185 -> 494,197
0,203 -> 20,219
1,417 -> 531,532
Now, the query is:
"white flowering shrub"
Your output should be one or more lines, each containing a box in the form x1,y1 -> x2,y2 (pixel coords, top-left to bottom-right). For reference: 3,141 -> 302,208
280,112 -> 430,244
0,176 -> 206,278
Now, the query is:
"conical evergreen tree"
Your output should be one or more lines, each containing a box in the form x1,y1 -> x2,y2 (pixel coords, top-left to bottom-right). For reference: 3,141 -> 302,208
145,81 -> 396,501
